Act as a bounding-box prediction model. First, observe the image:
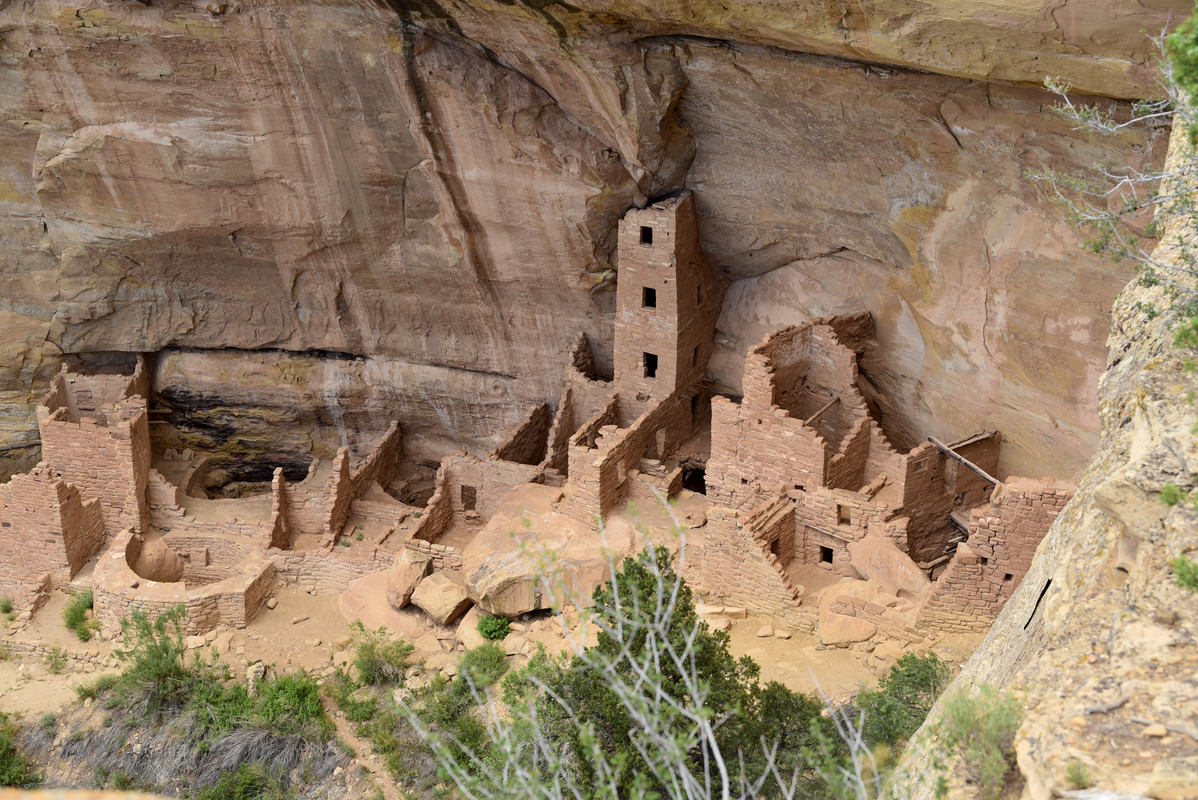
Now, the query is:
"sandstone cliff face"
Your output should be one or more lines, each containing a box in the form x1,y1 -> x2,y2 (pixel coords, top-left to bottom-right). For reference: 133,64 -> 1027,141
896,123 -> 1198,799
0,0 -> 1180,477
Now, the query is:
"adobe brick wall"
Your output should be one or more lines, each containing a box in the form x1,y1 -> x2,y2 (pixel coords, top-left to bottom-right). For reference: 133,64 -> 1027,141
919,478 -> 1074,633
283,448 -> 353,543
0,466 -> 104,609
493,404 -> 552,466
545,385 -> 576,475
93,529 -> 275,636
264,468 -> 291,549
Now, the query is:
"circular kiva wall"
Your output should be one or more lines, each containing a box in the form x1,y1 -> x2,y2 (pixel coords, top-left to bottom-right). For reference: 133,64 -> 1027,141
93,529 -> 275,636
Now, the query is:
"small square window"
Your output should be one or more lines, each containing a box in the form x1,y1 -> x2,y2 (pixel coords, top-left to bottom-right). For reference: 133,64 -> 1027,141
837,504 -> 851,525
643,352 -> 658,379
640,225 -> 653,246
642,287 -> 657,308
819,546 -> 834,564
1003,573 -> 1014,582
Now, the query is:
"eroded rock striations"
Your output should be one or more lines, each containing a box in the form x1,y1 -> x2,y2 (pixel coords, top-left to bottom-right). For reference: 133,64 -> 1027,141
0,0 -> 1180,484
896,121 -> 1198,800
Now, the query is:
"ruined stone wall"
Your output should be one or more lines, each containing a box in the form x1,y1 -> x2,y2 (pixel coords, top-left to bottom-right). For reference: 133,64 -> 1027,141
946,433 -> 1001,510
38,392 -> 151,536
0,466 -> 104,608
545,386 -> 575,475
900,442 -> 956,564
441,453 -> 541,521
411,469 -> 453,543
283,449 -> 353,541
270,547 -> 395,594
919,478 -> 1073,633
405,538 -> 464,573
349,421 -> 403,496
795,486 -> 898,575
564,392 -> 694,522
160,534 -> 252,587
565,396 -> 620,519
265,469 -> 291,549
707,394 -> 828,507
826,416 -> 871,491
699,495 -> 808,630
94,530 -> 274,636
493,404 -> 552,466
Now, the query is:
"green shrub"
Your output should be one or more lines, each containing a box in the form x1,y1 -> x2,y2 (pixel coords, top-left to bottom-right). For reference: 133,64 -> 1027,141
855,652 -> 951,750
62,589 -> 96,642
1161,483 -> 1186,506
326,669 -> 377,723
0,598 -> 12,615
111,605 -> 192,717
938,686 -> 1022,800
0,713 -> 40,787
476,614 -> 510,641
351,622 -> 413,686
1173,555 -> 1198,591
456,643 -> 509,693
45,645 -> 67,675
255,673 -> 333,740
191,763 -> 290,800
1066,759 -> 1093,790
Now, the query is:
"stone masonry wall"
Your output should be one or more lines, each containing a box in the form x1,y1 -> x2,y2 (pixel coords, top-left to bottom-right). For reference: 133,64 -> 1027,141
612,192 -> 725,422
349,421 -> 404,497
270,546 -> 395,594
493,404 -> 552,466
441,453 -> 541,521
699,493 -> 808,630
919,478 -> 1074,633
564,392 -> 693,522
0,466 -> 105,608
411,469 -> 453,543
38,392 -> 151,536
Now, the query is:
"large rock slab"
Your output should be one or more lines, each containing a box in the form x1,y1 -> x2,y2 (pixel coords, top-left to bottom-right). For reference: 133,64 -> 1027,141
411,572 -> 473,626
386,550 -> 433,611
816,580 -> 880,645
847,531 -> 930,598
463,483 -> 637,616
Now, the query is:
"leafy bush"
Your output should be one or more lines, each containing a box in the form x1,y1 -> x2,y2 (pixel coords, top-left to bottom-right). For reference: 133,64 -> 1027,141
0,713 -> 40,787
938,686 -> 1022,800
1173,555 -> 1198,591
74,673 -> 118,701
477,614 -> 510,640
1161,483 -> 1185,506
63,589 -> 96,642
855,652 -> 951,750
0,598 -> 12,615
350,622 -> 413,686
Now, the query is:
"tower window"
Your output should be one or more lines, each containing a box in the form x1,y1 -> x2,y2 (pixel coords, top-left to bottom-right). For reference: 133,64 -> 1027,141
837,504 -> 851,525
461,485 -> 477,511
643,352 -> 658,379
696,284 -> 704,306
692,345 -> 700,367
640,226 -> 653,246
642,287 -> 657,308
819,546 -> 834,564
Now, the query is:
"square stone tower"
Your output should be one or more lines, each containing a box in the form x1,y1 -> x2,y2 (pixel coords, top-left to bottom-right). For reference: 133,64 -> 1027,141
613,191 -> 724,422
